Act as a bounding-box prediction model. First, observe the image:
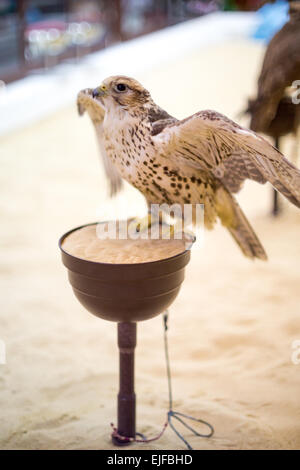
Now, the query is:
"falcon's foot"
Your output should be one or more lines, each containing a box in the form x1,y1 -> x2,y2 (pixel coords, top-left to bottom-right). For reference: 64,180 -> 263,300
128,211 -> 166,233
127,215 -> 195,248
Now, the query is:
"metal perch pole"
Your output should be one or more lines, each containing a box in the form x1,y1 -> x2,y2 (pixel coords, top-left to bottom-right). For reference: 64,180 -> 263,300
112,322 -> 137,445
272,136 -> 281,217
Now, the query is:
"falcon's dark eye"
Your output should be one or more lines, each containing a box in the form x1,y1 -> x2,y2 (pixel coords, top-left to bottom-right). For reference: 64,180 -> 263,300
116,83 -> 127,92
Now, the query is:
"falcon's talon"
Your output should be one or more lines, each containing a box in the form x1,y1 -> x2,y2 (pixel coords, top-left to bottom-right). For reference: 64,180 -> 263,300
128,214 -> 153,234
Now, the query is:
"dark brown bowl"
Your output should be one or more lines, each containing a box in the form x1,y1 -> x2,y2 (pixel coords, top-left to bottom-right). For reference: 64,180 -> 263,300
59,222 -> 191,322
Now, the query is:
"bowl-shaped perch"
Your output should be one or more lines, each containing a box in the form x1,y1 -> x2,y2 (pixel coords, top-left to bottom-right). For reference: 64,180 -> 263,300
59,223 -> 191,323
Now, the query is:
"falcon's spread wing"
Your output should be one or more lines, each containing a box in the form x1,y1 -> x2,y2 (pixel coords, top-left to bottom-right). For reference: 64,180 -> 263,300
153,109 -> 300,207
77,88 -> 123,196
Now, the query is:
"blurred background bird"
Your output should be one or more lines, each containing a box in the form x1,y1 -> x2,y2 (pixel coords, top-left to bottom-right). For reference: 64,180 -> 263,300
78,75 -> 300,261
245,1 -> 300,215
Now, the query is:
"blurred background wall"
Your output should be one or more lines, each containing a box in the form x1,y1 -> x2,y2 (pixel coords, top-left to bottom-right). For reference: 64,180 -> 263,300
0,0 -> 269,85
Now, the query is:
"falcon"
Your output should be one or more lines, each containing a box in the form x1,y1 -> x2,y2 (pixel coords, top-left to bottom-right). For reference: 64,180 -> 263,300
77,75 -> 300,261
246,1 -> 300,215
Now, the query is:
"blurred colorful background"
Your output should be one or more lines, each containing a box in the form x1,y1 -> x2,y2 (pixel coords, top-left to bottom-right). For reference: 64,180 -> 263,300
0,0 -> 284,84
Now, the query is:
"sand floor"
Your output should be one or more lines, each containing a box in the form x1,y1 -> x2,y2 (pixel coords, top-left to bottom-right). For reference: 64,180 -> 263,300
0,40 -> 300,450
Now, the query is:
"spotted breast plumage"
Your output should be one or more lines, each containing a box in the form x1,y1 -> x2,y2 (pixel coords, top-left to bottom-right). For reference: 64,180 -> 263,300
77,75 -> 300,261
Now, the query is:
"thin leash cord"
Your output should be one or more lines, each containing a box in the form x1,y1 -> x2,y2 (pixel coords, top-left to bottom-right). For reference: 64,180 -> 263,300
111,311 -> 214,447
163,311 -> 214,450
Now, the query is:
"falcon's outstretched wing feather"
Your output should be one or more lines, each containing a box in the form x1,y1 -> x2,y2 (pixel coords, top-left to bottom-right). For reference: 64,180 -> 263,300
77,89 -> 123,197
153,109 -> 300,207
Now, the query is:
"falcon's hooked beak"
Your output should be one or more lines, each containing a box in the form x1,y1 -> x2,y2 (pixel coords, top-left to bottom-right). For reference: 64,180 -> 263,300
92,84 -> 108,99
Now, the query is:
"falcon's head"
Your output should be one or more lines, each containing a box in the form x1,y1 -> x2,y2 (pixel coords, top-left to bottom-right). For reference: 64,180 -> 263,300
92,75 -> 150,111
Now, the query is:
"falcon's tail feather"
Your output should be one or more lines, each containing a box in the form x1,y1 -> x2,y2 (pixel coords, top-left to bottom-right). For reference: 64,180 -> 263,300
215,186 -> 267,261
